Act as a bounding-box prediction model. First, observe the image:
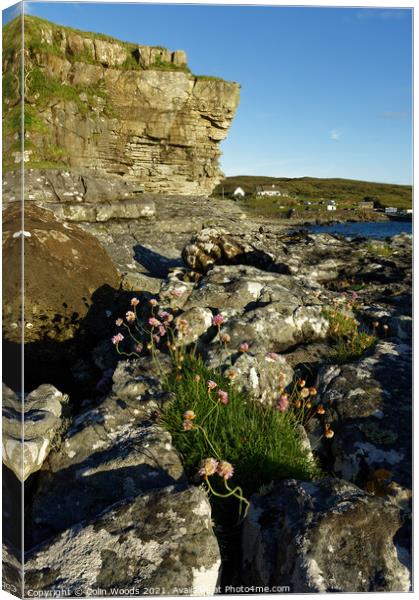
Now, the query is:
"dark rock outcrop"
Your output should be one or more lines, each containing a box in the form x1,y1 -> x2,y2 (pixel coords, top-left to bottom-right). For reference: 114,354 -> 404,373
242,478 -> 410,592
2,383 -> 69,481
2,203 -> 120,343
26,486 -> 220,597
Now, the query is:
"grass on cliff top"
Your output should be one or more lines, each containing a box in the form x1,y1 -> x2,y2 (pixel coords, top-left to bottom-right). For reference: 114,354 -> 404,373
3,15 -> 190,74
3,14 -> 223,77
162,354 -> 321,498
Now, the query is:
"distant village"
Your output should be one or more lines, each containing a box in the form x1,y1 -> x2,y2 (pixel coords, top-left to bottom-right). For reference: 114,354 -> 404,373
229,183 -> 413,218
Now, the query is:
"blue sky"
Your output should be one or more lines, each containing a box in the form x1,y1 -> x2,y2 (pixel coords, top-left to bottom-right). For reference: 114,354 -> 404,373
3,2 -> 413,184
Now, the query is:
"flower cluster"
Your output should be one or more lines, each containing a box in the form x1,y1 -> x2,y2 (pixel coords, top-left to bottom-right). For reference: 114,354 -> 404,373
205,379 -> 229,405
198,458 -> 234,480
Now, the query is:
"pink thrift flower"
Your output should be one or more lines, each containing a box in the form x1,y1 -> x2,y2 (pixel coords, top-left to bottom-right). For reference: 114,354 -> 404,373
265,352 -> 280,363
149,298 -> 158,307
148,317 -> 161,328
115,318 -> 123,327
112,333 -> 124,345
152,334 -> 160,344
170,288 -> 184,298
158,310 -> 173,322
212,314 -> 225,326
183,410 -> 196,421
158,324 -> 167,337
217,461 -> 234,480
130,297 -> 140,307
239,342 -> 249,353
183,420 -> 194,431
276,394 -> 290,412
207,380 -> 218,390
198,458 -> 219,477
135,344 -> 143,353
176,318 -> 189,333
126,311 -> 136,323
217,389 -> 229,405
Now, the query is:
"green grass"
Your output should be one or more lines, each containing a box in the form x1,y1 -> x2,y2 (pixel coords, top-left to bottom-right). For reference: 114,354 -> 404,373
162,354 -> 321,498
323,310 -> 377,364
366,242 -> 394,257
216,175 -> 412,210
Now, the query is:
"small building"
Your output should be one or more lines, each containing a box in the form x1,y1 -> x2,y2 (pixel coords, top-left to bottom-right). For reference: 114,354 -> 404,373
327,201 -> 337,211
256,185 -> 289,197
359,200 -> 375,210
232,186 -> 245,199
385,207 -> 398,214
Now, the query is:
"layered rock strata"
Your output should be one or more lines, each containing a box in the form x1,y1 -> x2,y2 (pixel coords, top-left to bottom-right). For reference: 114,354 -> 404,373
3,16 -> 240,195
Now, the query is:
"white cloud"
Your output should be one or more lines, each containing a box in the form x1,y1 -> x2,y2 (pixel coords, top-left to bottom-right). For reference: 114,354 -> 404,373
329,129 -> 341,141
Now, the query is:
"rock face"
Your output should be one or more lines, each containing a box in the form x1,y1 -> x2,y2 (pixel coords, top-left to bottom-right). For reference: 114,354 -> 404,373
3,170 -> 156,222
27,357 -> 221,594
2,203 -> 120,342
3,16 -> 240,196
242,478 -> 410,592
30,358 -> 183,542
2,383 -> 68,481
26,486 -> 220,597
314,340 -> 412,495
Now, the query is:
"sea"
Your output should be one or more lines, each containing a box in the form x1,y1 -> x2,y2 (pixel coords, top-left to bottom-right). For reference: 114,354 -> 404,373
306,220 -> 412,239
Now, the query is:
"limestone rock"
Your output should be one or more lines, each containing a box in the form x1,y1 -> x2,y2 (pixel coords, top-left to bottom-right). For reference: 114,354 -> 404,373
26,486 -> 221,597
242,478 -> 410,592
2,383 -> 68,481
314,340 -> 412,495
182,227 -> 276,273
4,17 -> 240,195
184,264 -> 329,354
175,306 -> 214,346
206,349 -> 293,405
31,358 -> 181,542
2,203 -> 120,342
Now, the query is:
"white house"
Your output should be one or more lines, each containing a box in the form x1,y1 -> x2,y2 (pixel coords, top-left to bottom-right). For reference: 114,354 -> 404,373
385,207 -> 398,214
256,185 -> 289,197
327,200 -> 337,211
232,186 -> 246,198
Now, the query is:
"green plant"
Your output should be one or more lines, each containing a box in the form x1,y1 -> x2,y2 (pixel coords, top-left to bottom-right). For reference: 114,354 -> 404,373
162,355 -> 322,503
111,296 -> 323,520
323,308 -> 377,364
366,242 -> 394,257
150,56 -> 190,73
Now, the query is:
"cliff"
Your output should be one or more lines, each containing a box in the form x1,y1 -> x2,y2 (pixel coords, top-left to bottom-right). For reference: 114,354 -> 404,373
2,16 -> 240,195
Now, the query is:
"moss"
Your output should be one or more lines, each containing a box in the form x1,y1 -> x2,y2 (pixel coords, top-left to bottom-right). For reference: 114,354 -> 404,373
149,56 -> 190,73
194,74 -> 225,82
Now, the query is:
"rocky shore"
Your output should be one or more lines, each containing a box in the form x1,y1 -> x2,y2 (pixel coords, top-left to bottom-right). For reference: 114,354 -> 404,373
2,190 -> 412,594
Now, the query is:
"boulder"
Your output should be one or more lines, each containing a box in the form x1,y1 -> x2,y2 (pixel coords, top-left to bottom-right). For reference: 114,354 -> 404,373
182,227 -> 277,273
26,486 -> 221,597
314,340 -> 412,497
206,349 -> 294,405
185,265 -> 330,355
175,307 -> 214,346
2,203 -> 120,343
242,478 -> 410,592
2,384 -> 68,481
31,358 -> 182,543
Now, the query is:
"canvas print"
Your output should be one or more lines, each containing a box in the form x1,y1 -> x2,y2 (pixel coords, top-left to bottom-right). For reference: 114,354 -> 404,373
2,1 -> 413,596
